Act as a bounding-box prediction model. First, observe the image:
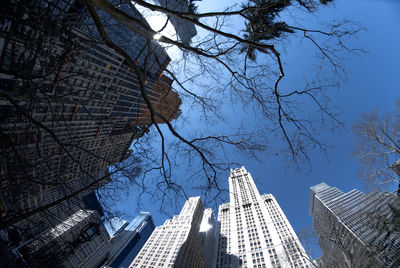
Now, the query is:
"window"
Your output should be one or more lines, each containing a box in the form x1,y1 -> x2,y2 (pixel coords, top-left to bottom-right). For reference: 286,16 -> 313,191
81,223 -> 99,240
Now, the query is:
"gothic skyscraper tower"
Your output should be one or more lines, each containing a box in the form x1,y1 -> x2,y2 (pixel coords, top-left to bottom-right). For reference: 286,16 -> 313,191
214,166 -> 309,268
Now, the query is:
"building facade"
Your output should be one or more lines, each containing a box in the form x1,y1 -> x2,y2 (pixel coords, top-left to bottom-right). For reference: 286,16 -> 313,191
103,212 -> 155,268
130,196 -> 207,267
13,191 -> 109,267
2,169 -> 112,250
200,208 -> 216,268
310,182 -> 400,267
134,74 -> 181,126
214,166 -> 309,268
0,0 -> 180,248
18,208 -> 110,268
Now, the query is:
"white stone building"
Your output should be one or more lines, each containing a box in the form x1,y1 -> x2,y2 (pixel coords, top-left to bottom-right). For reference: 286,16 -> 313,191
130,196 -> 211,267
310,182 -> 400,267
214,166 -> 309,268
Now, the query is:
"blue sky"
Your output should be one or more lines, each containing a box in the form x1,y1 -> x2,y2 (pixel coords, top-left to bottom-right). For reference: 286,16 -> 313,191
108,0 -> 400,256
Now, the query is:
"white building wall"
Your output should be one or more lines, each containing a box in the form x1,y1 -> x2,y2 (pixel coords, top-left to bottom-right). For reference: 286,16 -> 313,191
130,196 -> 205,267
215,166 -> 309,268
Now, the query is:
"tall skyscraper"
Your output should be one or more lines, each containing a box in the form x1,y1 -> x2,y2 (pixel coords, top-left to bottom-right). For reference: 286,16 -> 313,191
310,182 -> 400,267
103,212 -> 155,268
214,166 -> 309,268
0,0 -> 181,251
131,196 -> 215,267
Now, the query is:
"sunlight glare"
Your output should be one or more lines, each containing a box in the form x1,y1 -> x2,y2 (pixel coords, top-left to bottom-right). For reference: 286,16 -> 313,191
153,33 -> 162,40
199,222 -> 212,232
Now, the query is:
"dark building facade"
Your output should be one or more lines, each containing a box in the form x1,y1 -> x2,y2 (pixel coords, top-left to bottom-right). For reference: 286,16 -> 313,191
19,209 -> 111,268
14,191 -> 109,267
0,0 -> 181,264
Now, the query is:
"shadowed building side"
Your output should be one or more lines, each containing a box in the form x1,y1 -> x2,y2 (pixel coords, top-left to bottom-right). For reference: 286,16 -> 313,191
0,0 -> 174,252
199,208 -> 216,268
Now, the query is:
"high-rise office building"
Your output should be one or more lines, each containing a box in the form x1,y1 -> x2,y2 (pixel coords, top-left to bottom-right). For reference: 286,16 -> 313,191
103,212 -> 155,268
131,196 -> 212,267
214,166 -> 309,268
3,169 -> 112,249
310,182 -> 400,267
0,0 -> 181,247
